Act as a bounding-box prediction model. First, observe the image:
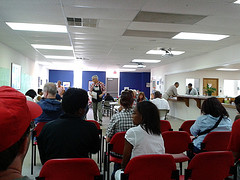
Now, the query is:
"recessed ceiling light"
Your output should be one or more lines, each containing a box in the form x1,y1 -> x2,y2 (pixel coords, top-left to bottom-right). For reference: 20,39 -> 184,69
132,59 -> 161,63
146,50 -> 185,55
119,69 -> 136,71
32,44 -> 73,50
216,68 -> 239,71
74,38 -> 86,40
234,0 -> 240,4
172,32 -> 229,41
44,55 -> 75,60
5,22 -> 67,33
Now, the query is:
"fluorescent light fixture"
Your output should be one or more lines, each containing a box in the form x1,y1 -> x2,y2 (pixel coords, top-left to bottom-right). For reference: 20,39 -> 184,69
234,0 -> 240,4
172,32 -> 229,41
216,68 -> 239,71
123,64 -> 146,68
32,44 -> 73,50
119,69 -> 136,71
132,59 -> 161,63
45,55 -> 75,60
6,22 -> 67,33
146,50 -> 185,55
74,38 -> 86,40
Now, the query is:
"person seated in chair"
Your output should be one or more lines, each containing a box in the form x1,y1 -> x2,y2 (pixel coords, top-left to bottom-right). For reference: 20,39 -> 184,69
37,88 -> 100,164
0,86 -> 42,180
190,97 -> 232,154
104,93 -> 114,102
35,82 -> 64,124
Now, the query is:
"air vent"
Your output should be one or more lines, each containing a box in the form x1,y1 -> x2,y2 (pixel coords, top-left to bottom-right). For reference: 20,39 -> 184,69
67,17 -> 98,28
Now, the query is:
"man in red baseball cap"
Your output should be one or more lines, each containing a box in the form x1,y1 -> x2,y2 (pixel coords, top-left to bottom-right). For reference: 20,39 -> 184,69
0,86 -> 42,180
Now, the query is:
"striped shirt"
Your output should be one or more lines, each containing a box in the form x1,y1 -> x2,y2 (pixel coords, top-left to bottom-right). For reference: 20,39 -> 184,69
106,108 -> 135,139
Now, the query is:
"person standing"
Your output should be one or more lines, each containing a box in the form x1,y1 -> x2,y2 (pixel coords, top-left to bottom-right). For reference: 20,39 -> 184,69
162,82 -> 179,100
89,75 -> 106,125
57,80 -> 65,98
186,83 -> 198,95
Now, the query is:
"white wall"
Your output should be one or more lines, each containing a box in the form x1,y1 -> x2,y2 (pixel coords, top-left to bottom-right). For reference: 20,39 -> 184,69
0,42 -> 49,93
165,70 -> 240,96
151,42 -> 240,94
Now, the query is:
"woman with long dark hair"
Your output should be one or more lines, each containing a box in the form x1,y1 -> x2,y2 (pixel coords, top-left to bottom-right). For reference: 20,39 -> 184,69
190,97 -> 232,153
115,101 -> 165,179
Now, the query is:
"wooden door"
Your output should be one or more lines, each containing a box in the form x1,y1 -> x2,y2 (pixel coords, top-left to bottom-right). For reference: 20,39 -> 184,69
203,78 -> 219,96
106,78 -> 118,98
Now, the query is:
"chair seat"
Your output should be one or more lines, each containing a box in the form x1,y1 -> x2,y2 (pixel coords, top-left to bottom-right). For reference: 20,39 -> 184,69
110,155 -> 122,164
168,153 -> 190,163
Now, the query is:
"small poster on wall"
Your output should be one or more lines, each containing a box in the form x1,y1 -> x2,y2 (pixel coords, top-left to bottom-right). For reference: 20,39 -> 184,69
11,63 -> 21,90
63,82 -> 71,88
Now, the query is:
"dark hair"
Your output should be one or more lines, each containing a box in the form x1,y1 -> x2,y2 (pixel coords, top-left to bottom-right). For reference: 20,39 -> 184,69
120,91 -> 134,109
174,82 -> 179,85
137,92 -> 146,102
106,93 -> 110,96
62,88 -> 88,114
154,91 -> 162,98
0,126 -> 30,171
188,83 -> 192,87
38,89 -> 43,94
25,89 -> 37,99
136,101 -> 161,135
234,95 -> 240,105
201,97 -> 229,117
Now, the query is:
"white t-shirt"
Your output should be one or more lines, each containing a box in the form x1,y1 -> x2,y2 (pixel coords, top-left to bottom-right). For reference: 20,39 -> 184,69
151,98 -> 170,110
125,125 -> 165,159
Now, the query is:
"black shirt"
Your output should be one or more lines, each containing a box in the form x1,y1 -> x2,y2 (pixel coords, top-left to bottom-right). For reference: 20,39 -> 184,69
37,114 -> 100,164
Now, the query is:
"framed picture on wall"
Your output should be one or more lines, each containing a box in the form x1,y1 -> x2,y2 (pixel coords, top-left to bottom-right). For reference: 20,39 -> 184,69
88,81 -> 94,90
11,63 -> 21,90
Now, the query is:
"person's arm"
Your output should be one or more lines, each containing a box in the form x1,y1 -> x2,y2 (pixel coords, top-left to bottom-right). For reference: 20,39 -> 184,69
190,117 -> 201,136
89,125 -> 101,154
89,84 -> 94,95
121,140 -> 133,170
106,115 -> 116,142
99,82 -> 106,98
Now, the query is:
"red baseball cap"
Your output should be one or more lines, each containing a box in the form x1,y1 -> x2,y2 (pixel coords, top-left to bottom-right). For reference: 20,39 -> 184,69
0,86 -> 42,152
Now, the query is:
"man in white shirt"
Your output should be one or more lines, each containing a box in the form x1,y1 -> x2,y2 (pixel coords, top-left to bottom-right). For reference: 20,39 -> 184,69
186,83 -> 198,95
163,82 -> 179,100
152,91 -> 170,110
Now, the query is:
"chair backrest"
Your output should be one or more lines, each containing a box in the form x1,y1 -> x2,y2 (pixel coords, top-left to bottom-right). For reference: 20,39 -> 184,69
201,131 -> 231,151
162,131 -> 192,154
37,158 -> 101,180
186,151 -> 234,180
34,122 -> 48,137
109,131 -> 126,155
179,120 -> 195,136
160,120 -> 173,133
123,154 -> 178,180
86,120 -> 101,130
159,109 -> 169,120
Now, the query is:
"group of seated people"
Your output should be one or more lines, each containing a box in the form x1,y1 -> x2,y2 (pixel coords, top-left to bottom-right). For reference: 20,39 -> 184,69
2,84 -> 240,179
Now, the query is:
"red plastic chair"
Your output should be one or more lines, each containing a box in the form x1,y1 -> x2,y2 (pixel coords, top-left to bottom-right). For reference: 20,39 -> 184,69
162,131 -> 192,175
180,151 -> 234,180
86,120 -> 103,171
104,131 -> 126,180
121,154 -> 179,180
201,131 -> 231,151
179,120 -> 195,136
160,120 -> 173,132
31,122 -> 47,174
36,158 -> 103,180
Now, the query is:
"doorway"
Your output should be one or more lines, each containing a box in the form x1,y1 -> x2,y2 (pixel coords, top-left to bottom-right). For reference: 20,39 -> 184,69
106,78 -> 118,98
203,78 -> 219,96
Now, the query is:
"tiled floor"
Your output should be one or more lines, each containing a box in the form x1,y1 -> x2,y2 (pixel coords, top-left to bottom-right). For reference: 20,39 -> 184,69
22,108 -> 186,179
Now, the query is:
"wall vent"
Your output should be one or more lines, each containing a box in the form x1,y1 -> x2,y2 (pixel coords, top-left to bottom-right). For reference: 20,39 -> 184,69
67,17 -> 98,28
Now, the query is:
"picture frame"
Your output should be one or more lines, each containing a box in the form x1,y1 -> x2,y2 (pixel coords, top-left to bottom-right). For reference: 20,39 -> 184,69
11,63 -> 21,90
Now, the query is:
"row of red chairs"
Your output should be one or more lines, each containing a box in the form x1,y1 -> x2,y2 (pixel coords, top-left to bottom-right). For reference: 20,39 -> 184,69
35,151 -> 234,180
